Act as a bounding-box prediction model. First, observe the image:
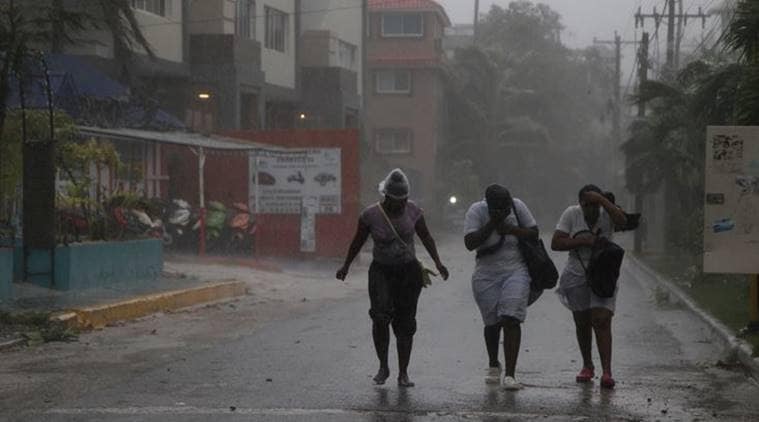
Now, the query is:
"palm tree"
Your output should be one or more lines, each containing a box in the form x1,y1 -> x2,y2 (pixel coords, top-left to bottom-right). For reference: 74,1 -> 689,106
724,0 -> 759,124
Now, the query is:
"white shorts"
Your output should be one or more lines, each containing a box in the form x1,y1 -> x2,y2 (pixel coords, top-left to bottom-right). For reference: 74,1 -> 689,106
472,268 -> 531,325
556,275 -> 618,313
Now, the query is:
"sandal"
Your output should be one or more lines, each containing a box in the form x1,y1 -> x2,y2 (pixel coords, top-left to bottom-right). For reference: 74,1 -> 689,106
576,367 -> 594,383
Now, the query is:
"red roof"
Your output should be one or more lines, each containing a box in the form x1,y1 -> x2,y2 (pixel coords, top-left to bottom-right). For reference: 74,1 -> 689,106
368,0 -> 451,26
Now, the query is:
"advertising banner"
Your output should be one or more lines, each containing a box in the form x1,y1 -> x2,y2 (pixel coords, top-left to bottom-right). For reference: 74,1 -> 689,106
249,149 -> 341,215
704,126 -> 759,273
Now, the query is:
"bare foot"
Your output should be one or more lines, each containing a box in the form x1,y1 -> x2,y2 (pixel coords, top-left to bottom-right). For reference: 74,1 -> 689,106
397,374 -> 415,388
373,367 -> 390,385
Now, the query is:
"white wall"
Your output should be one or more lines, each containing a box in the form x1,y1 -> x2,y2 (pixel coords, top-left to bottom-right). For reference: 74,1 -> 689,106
65,0 -> 184,63
259,0 -> 296,89
300,0 -> 363,94
133,0 -> 184,63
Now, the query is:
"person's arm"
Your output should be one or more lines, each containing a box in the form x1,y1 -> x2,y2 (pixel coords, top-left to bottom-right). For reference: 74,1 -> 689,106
336,219 -> 371,281
551,230 -> 594,251
464,219 -> 499,251
415,216 -> 449,280
583,191 -> 627,227
498,222 -> 538,239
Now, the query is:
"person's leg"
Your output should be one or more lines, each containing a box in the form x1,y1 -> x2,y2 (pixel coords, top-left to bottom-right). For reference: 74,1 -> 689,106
368,263 -> 393,384
591,307 -> 614,387
484,324 -> 501,368
392,262 -> 423,387
572,310 -> 594,371
501,316 -> 521,378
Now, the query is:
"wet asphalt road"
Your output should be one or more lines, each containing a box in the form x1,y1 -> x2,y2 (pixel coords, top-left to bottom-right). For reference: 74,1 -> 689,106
2,236 -> 759,421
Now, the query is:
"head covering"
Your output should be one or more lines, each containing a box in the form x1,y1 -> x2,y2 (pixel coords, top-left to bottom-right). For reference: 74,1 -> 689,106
379,168 -> 410,199
485,184 -> 512,210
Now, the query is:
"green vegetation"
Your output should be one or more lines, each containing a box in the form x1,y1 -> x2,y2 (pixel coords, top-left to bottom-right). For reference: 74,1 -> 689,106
0,311 -> 78,345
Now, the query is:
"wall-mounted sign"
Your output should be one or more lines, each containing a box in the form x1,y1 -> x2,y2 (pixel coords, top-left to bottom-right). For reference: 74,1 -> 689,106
249,149 -> 341,215
704,126 -> 759,273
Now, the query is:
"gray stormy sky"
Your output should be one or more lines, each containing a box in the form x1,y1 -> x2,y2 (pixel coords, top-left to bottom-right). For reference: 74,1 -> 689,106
438,0 -> 643,48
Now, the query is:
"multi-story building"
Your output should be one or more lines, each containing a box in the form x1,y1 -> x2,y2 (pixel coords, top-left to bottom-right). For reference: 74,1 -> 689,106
188,0 -> 298,131
365,0 -> 451,207
62,0 -> 191,122
298,0 -> 364,129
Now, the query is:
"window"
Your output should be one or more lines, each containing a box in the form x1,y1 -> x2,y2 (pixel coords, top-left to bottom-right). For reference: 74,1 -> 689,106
131,0 -> 167,17
381,13 -> 423,37
236,0 -> 256,40
337,40 -> 357,70
376,129 -> 413,154
375,69 -> 411,94
265,6 -> 288,52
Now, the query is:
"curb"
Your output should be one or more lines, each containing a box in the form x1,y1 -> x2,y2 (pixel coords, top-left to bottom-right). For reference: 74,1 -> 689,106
52,281 -> 248,330
626,254 -> 759,380
0,337 -> 25,351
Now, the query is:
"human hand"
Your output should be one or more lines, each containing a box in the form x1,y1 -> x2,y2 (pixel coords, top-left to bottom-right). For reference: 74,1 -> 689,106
336,265 -> 349,281
436,263 -> 450,281
496,222 -> 515,236
581,191 -> 606,205
582,235 -> 597,248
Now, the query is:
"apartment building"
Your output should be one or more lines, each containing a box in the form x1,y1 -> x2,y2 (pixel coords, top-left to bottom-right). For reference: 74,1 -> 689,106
298,0 -> 364,129
188,0 -> 298,131
365,0 -> 451,207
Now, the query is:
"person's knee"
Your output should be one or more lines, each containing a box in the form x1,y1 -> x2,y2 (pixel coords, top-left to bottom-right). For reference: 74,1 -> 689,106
500,316 -> 521,328
573,310 -> 592,326
591,309 -> 612,329
392,318 -> 417,337
370,310 -> 393,326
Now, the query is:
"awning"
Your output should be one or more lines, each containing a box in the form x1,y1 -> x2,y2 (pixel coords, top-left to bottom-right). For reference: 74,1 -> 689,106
77,126 -> 296,154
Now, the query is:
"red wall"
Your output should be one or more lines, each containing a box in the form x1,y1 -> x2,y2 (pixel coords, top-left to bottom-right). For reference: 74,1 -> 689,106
223,129 -> 360,258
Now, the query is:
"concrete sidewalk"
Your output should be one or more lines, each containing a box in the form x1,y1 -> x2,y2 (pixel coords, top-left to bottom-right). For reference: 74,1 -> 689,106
624,254 -> 759,380
0,266 -> 248,333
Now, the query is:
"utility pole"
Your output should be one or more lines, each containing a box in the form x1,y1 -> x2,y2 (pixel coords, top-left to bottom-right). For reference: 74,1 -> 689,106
593,32 -> 637,191
635,3 -> 711,72
667,0 -> 676,71
473,0 -> 480,46
633,32 -> 650,253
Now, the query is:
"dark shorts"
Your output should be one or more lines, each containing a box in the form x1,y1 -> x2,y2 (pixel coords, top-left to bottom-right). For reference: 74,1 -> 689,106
368,260 -> 423,337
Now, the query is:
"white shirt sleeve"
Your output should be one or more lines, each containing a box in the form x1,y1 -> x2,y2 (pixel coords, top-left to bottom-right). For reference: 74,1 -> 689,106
556,207 -> 575,234
464,202 -> 485,235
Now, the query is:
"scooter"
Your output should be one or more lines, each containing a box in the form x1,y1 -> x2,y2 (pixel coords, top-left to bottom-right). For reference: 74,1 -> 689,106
226,202 -> 256,254
164,199 -> 197,249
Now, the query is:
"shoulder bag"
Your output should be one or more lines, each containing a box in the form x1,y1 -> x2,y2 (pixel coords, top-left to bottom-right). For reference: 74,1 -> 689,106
514,205 -> 559,291
376,203 -> 437,287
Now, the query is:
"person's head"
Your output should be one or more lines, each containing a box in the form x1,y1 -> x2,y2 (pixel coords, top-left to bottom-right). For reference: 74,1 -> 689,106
379,169 -> 410,213
485,184 -> 512,220
578,184 -> 603,221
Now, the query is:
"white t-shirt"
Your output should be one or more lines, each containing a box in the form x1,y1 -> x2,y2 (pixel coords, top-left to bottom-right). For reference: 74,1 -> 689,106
464,199 -> 537,278
555,205 -> 614,283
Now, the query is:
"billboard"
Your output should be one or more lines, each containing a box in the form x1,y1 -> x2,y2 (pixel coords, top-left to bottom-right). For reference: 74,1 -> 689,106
704,126 -> 759,273
249,149 -> 341,215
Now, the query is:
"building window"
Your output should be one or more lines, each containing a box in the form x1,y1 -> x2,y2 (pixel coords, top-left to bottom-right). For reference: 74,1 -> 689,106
381,13 -> 423,37
131,0 -> 167,17
338,40 -> 357,70
375,69 -> 411,94
376,129 -> 413,154
265,6 -> 288,52
236,0 -> 256,40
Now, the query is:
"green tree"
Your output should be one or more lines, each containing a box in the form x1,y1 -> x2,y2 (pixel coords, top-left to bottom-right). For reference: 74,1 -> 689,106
445,2 -> 616,219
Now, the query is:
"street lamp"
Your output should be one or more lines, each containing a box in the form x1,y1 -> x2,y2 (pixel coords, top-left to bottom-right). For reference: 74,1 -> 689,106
197,92 -> 211,100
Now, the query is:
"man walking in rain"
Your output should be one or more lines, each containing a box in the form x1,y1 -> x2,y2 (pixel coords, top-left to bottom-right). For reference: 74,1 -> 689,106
464,184 -> 540,390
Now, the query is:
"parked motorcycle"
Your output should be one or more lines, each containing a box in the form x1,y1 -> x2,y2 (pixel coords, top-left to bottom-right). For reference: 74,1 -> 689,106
163,199 -> 198,250
226,202 -> 256,254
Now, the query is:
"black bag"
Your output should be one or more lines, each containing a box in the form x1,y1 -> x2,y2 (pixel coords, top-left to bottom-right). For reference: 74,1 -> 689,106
514,206 -> 559,291
576,235 -> 625,298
